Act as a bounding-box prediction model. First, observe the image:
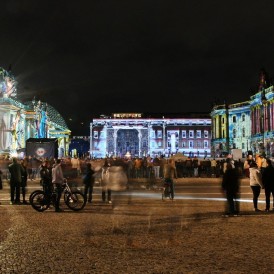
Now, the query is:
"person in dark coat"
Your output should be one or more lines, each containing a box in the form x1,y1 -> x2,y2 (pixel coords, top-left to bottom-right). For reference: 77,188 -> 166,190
8,158 -> 24,204
83,163 -> 95,203
222,163 -> 240,215
262,159 -> 274,212
40,161 -> 53,202
20,160 -> 28,204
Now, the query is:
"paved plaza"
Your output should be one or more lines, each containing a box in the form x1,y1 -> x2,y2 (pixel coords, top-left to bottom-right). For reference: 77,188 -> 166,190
0,178 -> 274,273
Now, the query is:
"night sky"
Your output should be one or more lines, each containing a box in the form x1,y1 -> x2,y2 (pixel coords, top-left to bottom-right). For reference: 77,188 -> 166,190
1,0 -> 274,135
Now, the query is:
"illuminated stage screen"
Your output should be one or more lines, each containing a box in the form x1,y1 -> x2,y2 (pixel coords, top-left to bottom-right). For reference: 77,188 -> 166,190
26,138 -> 58,159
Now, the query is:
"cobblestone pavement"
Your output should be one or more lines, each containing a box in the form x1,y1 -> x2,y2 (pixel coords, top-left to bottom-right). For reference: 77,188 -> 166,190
0,179 -> 274,273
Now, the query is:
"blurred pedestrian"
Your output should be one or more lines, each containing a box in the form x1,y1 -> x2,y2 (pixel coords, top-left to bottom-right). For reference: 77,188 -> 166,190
249,161 -> 264,212
83,163 -> 95,203
0,169 -> 3,204
8,158 -> 24,204
52,159 -> 65,212
262,159 -> 274,212
222,163 -> 240,215
101,159 -> 112,203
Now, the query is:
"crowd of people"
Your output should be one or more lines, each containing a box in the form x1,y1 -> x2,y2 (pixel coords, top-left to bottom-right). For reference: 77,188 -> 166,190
0,154 -> 273,214
222,154 -> 274,216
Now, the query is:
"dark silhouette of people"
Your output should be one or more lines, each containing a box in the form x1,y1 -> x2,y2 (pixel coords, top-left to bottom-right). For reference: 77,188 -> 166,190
8,158 -> 24,204
83,163 -> 95,203
222,163 -> 240,215
262,159 -> 274,212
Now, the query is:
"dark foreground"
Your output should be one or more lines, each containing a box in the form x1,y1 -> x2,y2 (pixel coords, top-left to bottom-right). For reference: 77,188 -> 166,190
0,178 -> 274,273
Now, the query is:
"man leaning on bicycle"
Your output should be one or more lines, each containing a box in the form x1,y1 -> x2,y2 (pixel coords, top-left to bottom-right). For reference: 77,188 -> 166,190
52,159 -> 65,212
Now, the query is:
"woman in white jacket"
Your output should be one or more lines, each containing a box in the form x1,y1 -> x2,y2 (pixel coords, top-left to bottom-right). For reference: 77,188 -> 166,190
249,161 -> 264,211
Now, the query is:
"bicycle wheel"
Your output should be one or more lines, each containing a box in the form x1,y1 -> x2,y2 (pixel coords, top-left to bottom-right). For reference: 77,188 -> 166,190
30,190 -> 50,212
64,191 -> 86,211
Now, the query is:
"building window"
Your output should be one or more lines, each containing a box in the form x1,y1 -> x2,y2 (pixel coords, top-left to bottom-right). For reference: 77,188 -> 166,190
204,141 -> 208,148
242,114 -> 245,121
151,131 -> 155,138
158,141 -> 162,147
232,116 -> 236,123
242,127 -> 245,137
182,141 -> 186,148
182,130 -> 186,138
189,141 -> 193,148
196,130 -> 201,138
204,130 -> 208,138
93,131 -> 98,139
233,129 -> 236,138
189,130 -> 194,138
157,130 -> 162,138
222,117 -> 225,124
242,143 -> 245,149
197,141 -> 201,148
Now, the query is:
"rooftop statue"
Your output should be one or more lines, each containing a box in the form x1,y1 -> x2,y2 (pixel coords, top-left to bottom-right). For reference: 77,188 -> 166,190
0,67 -> 17,98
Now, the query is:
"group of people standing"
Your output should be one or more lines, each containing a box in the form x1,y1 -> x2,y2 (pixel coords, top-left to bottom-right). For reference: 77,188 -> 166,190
222,155 -> 274,216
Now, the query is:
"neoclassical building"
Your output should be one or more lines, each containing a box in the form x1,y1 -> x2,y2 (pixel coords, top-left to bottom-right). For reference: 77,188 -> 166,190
0,67 -> 70,157
90,113 -> 211,158
211,69 -> 274,157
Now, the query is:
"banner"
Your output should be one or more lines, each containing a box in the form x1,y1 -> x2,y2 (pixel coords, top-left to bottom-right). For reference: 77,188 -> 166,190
26,138 -> 58,159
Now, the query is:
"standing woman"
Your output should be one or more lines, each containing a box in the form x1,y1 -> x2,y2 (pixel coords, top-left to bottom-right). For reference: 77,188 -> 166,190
101,159 -> 112,203
249,161 -> 264,211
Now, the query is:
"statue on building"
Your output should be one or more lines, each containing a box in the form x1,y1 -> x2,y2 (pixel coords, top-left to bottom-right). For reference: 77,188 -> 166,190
33,99 -> 48,138
0,67 -> 17,98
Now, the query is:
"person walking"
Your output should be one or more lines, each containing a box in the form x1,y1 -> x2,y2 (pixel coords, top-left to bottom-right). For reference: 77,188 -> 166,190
249,161 -> 264,212
262,159 -> 274,212
163,159 -> 176,199
52,159 -> 65,212
8,158 -> 24,204
83,163 -> 95,203
222,163 -> 240,215
101,159 -> 112,203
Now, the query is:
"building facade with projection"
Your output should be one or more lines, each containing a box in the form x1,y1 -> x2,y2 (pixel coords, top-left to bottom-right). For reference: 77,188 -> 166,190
0,67 -> 70,157
90,113 -> 211,158
211,69 -> 274,158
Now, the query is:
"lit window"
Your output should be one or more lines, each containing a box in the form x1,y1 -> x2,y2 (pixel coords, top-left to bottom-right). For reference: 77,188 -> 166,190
204,130 -> 208,138
204,141 -> 208,148
189,130 -> 194,138
196,130 -> 201,138
157,130 -> 162,138
182,130 -> 186,138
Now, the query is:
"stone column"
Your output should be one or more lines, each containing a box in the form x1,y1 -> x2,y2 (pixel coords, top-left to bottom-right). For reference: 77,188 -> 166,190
138,129 -> 142,158
114,129 -> 117,156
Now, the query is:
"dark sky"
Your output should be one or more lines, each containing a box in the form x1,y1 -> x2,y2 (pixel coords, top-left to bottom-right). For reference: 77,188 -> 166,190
1,0 -> 274,135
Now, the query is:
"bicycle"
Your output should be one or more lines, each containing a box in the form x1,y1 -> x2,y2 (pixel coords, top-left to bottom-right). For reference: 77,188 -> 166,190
29,179 -> 87,212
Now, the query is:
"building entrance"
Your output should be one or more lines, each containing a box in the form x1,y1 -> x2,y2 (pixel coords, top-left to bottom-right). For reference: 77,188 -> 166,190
117,129 -> 139,157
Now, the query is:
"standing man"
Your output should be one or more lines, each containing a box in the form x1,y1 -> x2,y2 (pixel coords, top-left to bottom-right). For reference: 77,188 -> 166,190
83,163 -> 95,203
262,159 -> 274,212
8,158 -> 24,204
222,163 -> 240,215
52,159 -> 64,212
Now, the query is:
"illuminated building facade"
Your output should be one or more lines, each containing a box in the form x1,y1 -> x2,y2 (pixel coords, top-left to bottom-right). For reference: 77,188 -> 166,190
211,69 -> 274,157
90,113 -> 211,158
0,67 -> 70,157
